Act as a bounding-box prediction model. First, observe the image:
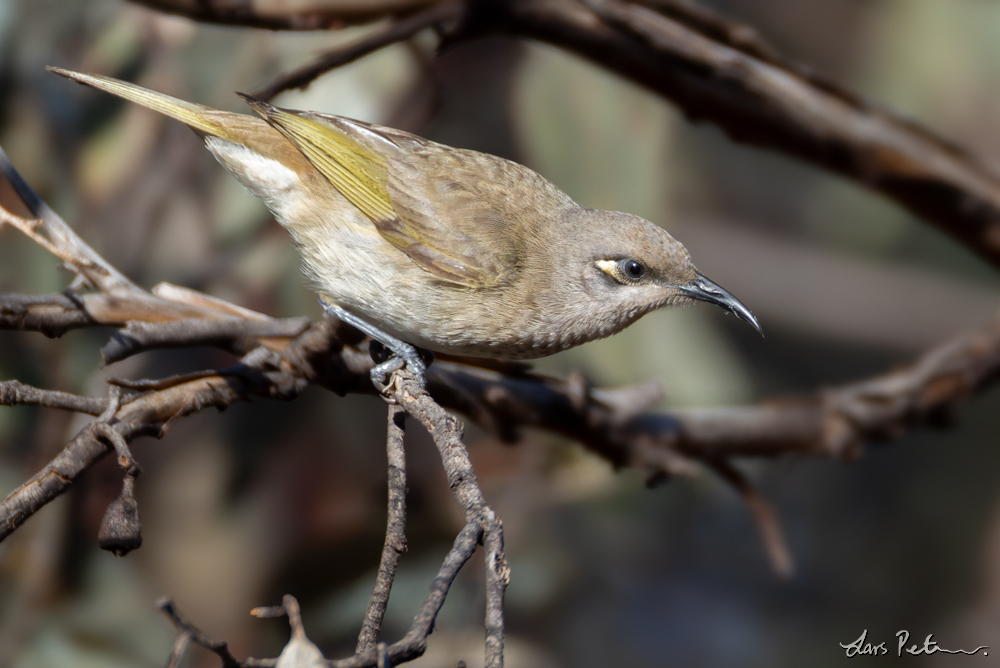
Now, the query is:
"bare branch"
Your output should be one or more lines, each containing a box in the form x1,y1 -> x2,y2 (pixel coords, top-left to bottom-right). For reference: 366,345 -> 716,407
101,317 -> 311,364
332,521 -> 484,668
0,319 -> 344,540
392,373 -> 506,668
482,509 -> 507,666
252,1 -> 463,100
0,291 -> 240,337
427,311 -> 1000,481
157,598 -> 270,668
0,146 -> 138,293
0,380 -> 108,415
6,305 -> 999,544
707,458 -> 793,577
126,0 -> 446,30
357,404 -> 409,654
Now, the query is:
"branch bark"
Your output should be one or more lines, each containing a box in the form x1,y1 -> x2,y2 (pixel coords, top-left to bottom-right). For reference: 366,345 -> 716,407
356,404 -> 409,654
126,0 -> 448,30
251,1 -> 463,101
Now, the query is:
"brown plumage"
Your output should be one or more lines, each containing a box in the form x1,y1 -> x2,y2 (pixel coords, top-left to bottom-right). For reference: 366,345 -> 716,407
49,67 -> 760,362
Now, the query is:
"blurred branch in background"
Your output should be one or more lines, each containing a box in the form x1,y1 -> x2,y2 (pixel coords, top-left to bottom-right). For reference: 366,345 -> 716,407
128,0 -> 448,30
251,1 -> 463,101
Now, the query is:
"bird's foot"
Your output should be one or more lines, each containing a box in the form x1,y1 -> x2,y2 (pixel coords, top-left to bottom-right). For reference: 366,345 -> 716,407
367,340 -> 432,396
320,298 -> 432,396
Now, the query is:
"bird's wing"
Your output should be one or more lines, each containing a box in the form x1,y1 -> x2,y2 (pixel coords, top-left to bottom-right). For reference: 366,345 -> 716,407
240,97 -> 398,225
376,142 -> 528,289
244,98 -> 524,289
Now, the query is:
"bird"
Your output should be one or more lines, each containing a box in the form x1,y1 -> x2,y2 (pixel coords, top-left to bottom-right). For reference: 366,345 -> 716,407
49,66 -> 760,386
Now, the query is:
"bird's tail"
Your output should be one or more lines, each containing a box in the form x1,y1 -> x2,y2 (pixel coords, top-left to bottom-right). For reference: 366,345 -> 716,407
47,67 -> 249,143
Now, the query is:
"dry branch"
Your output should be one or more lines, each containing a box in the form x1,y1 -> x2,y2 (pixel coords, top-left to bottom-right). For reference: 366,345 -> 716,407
127,0 -> 448,30
430,310 -> 1000,472
0,380 -> 108,415
6,276 -> 1000,537
251,1 -> 463,101
5,292 -> 1000,542
356,404 -> 409,654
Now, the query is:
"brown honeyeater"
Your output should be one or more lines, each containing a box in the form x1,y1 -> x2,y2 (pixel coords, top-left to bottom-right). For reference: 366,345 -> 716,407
49,67 -> 760,380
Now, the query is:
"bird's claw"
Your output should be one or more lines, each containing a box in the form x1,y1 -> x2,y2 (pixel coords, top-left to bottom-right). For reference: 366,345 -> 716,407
370,348 -> 427,400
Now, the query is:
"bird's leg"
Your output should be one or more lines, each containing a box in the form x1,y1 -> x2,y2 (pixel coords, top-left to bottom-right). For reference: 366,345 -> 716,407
321,300 -> 432,391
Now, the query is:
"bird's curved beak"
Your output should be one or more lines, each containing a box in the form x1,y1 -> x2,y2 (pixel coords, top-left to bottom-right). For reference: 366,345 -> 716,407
681,273 -> 763,336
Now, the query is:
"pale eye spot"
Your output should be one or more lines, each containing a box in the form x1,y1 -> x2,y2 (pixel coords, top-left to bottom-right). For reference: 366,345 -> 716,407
595,259 -> 646,284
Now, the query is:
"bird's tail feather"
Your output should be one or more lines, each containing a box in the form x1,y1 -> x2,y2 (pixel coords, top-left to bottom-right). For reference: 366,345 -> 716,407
47,67 -> 244,142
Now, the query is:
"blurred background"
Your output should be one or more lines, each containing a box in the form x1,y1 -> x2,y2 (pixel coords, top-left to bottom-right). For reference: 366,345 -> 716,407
2,0 -> 1000,665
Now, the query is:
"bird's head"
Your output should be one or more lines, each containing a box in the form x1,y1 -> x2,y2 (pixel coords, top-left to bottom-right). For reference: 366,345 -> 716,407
558,208 -> 761,336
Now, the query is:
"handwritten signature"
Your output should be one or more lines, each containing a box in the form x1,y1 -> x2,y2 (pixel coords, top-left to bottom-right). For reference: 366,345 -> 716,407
840,629 -> 988,657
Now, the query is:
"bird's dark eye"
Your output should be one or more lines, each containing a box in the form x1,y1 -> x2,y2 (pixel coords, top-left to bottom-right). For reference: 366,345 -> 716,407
620,259 -> 645,280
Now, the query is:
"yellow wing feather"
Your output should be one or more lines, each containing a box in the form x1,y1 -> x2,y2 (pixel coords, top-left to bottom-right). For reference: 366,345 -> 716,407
239,97 -> 396,225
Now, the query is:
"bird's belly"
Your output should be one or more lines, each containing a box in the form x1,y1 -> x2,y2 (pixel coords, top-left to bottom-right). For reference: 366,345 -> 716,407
323,274 -> 603,360
303,245 -> 570,358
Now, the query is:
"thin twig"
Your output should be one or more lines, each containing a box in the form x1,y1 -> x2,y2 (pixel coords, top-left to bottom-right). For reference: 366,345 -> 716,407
331,521 -> 484,668
165,631 -> 192,668
707,457 -> 793,577
127,0 -> 443,30
357,404 -> 409,653
252,1 -> 463,101
157,598 -> 248,668
0,380 -> 109,415
0,145 -> 137,292
158,597 -> 276,668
